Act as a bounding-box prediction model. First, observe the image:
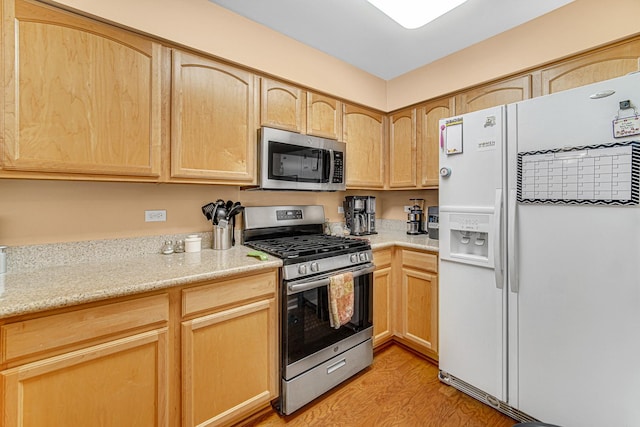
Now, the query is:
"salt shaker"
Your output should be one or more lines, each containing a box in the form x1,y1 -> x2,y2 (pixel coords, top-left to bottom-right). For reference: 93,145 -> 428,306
161,240 -> 174,255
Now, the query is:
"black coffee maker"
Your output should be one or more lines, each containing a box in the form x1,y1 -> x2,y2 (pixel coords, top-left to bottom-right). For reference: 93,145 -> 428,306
344,196 -> 377,236
407,198 -> 427,235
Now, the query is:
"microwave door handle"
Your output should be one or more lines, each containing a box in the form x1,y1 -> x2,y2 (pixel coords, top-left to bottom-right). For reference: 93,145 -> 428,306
287,265 -> 375,294
328,149 -> 335,183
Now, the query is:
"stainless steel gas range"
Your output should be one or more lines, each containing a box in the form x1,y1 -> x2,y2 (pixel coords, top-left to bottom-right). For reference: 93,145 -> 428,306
242,205 -> 374,415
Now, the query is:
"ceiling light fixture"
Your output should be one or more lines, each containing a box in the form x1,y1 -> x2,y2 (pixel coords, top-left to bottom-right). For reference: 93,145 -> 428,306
367,0 -> 468,29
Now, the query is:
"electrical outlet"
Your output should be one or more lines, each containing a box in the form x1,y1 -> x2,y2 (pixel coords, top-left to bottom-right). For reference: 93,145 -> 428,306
145,210 -> 166,222
337,206 -> 344,214
404,205 -> 411,213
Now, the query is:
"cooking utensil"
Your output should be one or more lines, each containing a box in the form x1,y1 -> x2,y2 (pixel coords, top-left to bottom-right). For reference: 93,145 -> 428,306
226,203 -> 244,221
201,203 -> 216,221
212,199 -> 226,225
215,206 -> 228,227
227,204 -> 244,246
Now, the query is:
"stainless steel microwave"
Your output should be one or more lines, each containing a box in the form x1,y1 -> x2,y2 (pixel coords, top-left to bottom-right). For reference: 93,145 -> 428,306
258,127 -> 346,191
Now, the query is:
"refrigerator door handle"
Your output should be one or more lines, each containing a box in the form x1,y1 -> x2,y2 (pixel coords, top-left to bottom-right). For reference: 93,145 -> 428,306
493,189 -> 504,289
508,189 -> 519,293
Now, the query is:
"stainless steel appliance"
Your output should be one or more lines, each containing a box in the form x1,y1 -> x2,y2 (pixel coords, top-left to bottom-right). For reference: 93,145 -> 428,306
343,196 -> 377,236
242,205 -> 374,415
406,198 -> 427,235
257,127 -> 346,191
427,206 -> 439,239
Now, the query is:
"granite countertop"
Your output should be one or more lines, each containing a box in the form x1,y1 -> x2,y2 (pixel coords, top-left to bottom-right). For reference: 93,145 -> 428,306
0,245 -> 282,320
365,230 -> 439,252
0,231 -> 439,320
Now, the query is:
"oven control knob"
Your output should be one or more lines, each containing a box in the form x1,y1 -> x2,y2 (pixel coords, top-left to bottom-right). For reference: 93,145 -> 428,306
359,252 -> 367,262
350,254 -> 358,263
310,262 -> 319,272
298,264 -> 307,275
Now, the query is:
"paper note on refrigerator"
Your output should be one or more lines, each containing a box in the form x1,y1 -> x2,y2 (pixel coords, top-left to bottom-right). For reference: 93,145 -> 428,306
443,118 -> 463,154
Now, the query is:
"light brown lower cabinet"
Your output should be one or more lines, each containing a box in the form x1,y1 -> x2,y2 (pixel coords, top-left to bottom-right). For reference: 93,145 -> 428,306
0,269 -> 279,427
372,247 -> 439,360
0,294 -> 170,426
372,248 -> 393,347
181,270 -> 278,427
397,249 -> 439,359
1,329 -> 169,426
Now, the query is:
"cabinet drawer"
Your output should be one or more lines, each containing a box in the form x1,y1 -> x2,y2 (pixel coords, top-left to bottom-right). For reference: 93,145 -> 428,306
1,294 -> 169,363
182,270 -> 277,317
401,250 -> 438,273
373,248 -> 392,268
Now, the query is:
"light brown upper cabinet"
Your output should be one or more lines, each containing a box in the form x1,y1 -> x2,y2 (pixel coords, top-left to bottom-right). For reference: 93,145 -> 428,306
170,50 -> 258,184
261,82 -> 343,140
1,0 -> 162,180
538,38 -> 640,96
306,92 -> 342,140
261,78 -> 306,134
418,97 -> 455,188
388,108 -> 417,188
342,104 -> 386,189
456,74 -> 532,114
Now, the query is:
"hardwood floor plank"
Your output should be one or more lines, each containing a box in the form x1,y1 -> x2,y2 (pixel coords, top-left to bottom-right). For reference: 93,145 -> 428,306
243,344 -> 516,426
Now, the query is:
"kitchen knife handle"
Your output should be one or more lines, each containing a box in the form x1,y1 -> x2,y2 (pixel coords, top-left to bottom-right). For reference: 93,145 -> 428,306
508,189 -> 518,293
493,189 -> 503,289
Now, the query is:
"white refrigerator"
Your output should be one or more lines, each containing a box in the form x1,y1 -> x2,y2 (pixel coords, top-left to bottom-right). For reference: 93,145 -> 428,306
438,72 -> 640,426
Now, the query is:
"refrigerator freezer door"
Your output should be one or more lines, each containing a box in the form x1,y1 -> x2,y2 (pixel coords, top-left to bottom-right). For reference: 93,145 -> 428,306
439,105 -> 507,402
439,259 -> 507,400
507,73 -> 640,426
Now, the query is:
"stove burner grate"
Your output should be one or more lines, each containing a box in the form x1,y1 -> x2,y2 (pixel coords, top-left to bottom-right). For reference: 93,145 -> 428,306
247,234 -> 368,259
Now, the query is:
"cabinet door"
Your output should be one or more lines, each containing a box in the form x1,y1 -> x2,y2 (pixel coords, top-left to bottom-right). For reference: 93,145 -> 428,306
539,38 -> 640,95
456,74 -> 531,114
261,78 -> 306,133
401,268 -> 438,356
373,266 -> 393,348
307,92 -> 342,140
171,50 -> 258,183
388,108 -> 417,188
1,329 -> 169,426
418,97 -> 455,188
342,104 -> 386,189
182,298 -> 277,427
2,0 -> 162,178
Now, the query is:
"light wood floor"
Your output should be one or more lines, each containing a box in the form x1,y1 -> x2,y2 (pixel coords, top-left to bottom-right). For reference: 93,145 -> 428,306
245,344 -> 517,426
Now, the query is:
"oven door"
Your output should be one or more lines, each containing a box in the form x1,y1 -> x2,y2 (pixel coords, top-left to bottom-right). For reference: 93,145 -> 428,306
282,263 -> 374,380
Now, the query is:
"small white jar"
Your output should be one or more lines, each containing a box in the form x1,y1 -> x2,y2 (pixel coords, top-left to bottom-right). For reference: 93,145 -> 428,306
184,235 -> 202,253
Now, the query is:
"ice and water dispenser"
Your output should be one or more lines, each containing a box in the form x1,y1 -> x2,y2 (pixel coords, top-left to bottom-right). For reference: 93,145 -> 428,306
440,211 -> 494,268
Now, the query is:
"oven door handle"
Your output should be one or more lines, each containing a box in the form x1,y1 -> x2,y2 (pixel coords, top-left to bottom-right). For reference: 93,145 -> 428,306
287,264 -> 375,294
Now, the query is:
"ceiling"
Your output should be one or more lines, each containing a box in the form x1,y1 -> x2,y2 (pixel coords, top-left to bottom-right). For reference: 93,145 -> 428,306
208,0 -> 574,80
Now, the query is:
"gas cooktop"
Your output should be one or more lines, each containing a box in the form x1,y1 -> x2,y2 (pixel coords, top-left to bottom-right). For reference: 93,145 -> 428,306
245,234 -> 369,259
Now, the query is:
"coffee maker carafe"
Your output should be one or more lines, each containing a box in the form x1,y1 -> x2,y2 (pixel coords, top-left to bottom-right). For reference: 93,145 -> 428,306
407,198 -> 427,235
344,196 -> 377,236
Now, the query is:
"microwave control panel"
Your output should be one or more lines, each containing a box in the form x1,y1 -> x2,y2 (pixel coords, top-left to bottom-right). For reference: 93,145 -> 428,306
332,151 -> 344,183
